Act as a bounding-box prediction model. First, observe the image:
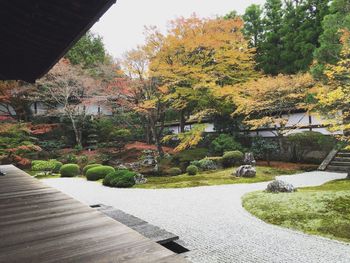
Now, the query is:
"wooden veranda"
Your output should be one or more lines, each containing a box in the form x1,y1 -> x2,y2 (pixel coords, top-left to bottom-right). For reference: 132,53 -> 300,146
0,165 -> 188,262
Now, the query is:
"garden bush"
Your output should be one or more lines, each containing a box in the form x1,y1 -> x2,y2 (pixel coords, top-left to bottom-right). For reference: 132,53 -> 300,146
287,131 -> 336,162
59,153 -> 78,164
31,160 -> 48,171
205,156 -> 223,167
191,158 -> 218,171
251,137 -> 279,165
210,134 -> 243,155
103,170 -> 136,188
222,151 -> 244,168
32,159 -> 63,174
168,167 -> 182,176
173,148 -> 208,163
38,140 -> 64,152
198,158 -> 218,171
186,165 -> 198,175
50,160 -> 63,173
86,166 -> 115,181
60,164 -> 80,177
82,163 -> 102,175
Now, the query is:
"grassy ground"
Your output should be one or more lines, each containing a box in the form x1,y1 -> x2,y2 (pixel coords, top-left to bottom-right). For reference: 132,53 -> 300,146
242,179 -> 350,243
24,170 -> 61,179
134,166 -> 301,189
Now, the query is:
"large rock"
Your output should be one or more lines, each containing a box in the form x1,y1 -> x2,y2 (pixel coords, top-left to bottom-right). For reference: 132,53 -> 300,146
234,165 -> 256,178
266,180 -> 296,193
142,150 -> 157,166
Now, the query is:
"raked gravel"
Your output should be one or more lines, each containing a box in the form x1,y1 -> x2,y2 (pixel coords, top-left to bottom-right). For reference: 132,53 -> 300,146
42,171 -> 350,263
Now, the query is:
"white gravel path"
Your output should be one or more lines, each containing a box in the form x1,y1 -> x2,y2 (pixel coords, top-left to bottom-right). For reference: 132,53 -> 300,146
42,171 -> 350,263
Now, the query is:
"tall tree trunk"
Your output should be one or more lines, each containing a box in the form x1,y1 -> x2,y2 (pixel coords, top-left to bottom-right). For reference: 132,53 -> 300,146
149,116 -> 164,157
155,137 -> 164,158
145,117 -> 152,144
180,110 -> 186,133
150,125 -> 164,157
70,117 -> 81,147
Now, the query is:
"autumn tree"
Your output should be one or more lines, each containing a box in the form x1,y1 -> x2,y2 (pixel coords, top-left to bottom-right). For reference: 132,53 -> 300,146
0,81 -> 37,121
316,29 -> 350,145
162,124 -> 206,152
37,59 -> 100,147
231,73 -> 316,150
149,15 -> 258,132
119,39 -> 169,156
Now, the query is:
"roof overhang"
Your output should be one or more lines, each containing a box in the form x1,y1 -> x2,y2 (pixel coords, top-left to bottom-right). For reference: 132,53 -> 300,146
0,0 -> 116,83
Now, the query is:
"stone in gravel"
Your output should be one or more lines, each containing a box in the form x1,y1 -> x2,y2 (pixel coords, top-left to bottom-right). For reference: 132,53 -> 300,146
134,173 -> 147,184
234,165 -> 256,178
266,180 -> 296,193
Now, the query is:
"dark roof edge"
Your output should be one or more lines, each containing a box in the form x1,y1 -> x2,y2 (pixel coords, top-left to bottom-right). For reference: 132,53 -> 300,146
33,0 -> 117,83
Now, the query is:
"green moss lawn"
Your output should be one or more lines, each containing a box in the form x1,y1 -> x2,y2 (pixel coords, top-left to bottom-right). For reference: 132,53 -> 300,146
25,170 -> 61,179
135,166 -> 300,189
242,179 -> 350,243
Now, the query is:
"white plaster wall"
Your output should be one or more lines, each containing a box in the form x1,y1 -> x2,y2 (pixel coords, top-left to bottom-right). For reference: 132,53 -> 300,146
285,112 -> 310,127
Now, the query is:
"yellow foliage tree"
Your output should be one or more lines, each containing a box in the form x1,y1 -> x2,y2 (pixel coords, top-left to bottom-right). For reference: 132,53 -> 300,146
162,124 -> 206,152
316,29 -> 350,146
231,73 -> 316,149
149,15 -> 258,132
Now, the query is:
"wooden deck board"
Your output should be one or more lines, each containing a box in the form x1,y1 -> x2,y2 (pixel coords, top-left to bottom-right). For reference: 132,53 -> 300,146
0,165 -> 188,263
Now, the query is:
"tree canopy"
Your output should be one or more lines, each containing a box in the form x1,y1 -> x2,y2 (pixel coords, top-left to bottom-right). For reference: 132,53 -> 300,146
65,31 -> 110,70
242,0 -> 330,75
316,29 -> 350,145
312,0 -> 350,78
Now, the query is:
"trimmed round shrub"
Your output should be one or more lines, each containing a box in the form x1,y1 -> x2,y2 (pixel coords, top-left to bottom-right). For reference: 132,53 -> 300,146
103,170 -> 136,188
222,151 -> 244,168
32,160 -> 49,171
168,167 -> 182,176
60,164 -> 80,177
83,164 -> 102,175
197,158 -> 217,171
186,165 -> 198,176
86,166 -> 115,181
50,160 -> 63,173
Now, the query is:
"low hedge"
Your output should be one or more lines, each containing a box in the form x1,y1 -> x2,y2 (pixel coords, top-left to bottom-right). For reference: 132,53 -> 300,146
60,164 -> 80,177
168,167 -> 182,176
222,151 -> 244,168
83,164 -> 102,175
186,165 -> 198,176
31,159 -> 63,174
103,170 -> 136,188
86,166 -> 115,181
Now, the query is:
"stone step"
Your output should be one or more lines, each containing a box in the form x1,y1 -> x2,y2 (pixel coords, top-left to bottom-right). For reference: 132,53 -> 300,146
334,157 -> 350,162
337,152 -> 350,157
327,165 -> 349,172
330,161 -> 350,166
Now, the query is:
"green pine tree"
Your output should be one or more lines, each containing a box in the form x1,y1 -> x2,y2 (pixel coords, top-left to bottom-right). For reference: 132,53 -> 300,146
312,0 -> 350,78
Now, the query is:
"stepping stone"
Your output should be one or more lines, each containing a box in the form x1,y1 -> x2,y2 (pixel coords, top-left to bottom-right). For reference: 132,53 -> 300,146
92,204 -> 179,244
